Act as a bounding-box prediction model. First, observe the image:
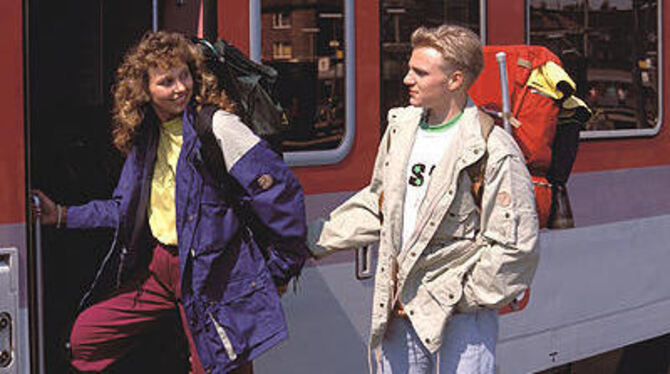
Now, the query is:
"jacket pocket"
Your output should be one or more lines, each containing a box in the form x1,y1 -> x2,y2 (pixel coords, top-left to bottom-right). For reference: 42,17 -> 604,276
195,200 -> 239,255
210,276 -> 283,353
435,208 -> 479,240
422,272 -> 463,312
484,208 -> 517,246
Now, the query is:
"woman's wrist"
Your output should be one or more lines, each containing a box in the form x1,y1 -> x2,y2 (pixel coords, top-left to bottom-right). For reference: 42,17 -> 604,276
56,204 -> 67,228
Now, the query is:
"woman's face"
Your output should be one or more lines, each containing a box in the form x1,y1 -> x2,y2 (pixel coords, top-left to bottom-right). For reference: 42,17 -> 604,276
147,63 -> 193,122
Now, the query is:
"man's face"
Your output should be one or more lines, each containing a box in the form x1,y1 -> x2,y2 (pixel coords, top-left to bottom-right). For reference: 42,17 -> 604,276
403,47 -> 455,110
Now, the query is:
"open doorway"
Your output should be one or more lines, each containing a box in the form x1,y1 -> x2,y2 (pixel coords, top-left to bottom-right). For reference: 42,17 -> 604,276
25,1 -> 167,372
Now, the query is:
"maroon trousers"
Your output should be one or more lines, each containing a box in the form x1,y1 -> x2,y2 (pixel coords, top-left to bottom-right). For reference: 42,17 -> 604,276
69,244 -> 253,373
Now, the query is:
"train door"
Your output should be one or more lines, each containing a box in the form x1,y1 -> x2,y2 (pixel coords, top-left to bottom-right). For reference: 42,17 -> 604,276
24,1 -> 235,372
26,1 -> 153,372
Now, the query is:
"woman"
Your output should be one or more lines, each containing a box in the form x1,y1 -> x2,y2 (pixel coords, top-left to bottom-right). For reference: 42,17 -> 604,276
34,31 -> 308,373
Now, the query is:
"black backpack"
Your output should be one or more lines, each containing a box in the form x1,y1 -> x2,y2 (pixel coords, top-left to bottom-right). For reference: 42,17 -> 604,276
193,38 -> 289,153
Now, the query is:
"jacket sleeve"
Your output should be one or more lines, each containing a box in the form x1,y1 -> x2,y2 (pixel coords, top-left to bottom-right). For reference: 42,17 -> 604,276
308,125 -> 389,258
213,111 -> 309,286
65,147 -> 138,229
457,152 -> 540,312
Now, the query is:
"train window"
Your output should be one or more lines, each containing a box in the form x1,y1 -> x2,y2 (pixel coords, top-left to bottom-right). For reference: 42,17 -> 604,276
380,0 -> 483,129
527,0 -> 661,138
256,0 -> 354,166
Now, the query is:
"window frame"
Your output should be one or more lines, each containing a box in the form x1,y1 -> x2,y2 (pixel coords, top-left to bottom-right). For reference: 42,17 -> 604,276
271,41 -> 292,59
251,0 -> 355,167
525,0 -> 664,139
272,11 -> 291,29
480,0 -> 487,44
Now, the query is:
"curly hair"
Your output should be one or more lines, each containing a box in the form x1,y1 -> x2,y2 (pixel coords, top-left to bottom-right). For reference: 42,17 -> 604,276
112,31 -> 234,154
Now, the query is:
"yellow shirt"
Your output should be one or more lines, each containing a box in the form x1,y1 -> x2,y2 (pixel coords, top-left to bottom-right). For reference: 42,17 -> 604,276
148,117 -> 183,245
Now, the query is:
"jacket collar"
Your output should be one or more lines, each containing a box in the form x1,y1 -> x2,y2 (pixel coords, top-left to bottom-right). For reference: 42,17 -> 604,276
397,96 -> 487,157
455,97 -> 488,162
181,103 -> 198,151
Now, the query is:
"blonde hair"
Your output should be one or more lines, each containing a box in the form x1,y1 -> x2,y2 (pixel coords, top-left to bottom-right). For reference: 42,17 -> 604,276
111,31 -> 234,154
411,25 -> 484,88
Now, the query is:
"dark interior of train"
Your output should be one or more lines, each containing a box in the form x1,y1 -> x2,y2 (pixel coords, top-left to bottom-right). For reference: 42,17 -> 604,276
28,1 -> 190,372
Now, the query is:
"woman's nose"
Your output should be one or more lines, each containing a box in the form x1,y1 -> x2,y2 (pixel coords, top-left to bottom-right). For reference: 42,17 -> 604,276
174,80 -> 186,93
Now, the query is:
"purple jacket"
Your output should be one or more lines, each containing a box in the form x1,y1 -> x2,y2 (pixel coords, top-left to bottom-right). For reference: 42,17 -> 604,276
67,107 -> 308,372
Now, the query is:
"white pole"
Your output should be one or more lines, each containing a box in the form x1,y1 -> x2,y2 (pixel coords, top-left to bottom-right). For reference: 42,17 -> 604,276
249,0 -> 261,62
31,195 -> 46,374
152,0 -> 159,32
496,52 -> 513,134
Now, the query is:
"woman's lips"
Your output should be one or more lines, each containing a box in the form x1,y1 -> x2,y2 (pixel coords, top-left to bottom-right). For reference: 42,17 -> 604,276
172,95 -> 188,105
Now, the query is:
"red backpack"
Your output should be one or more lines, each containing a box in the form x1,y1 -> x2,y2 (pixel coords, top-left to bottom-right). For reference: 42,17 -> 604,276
469,45 -> 582,228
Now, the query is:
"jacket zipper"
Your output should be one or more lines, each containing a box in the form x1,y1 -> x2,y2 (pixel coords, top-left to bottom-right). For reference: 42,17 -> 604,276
208,311 -> 238,361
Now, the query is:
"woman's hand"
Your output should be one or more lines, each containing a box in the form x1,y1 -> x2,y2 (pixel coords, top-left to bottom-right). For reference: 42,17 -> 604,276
31,190 -> 59,226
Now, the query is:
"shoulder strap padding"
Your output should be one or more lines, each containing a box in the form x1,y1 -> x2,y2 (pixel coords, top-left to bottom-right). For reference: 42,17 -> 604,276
467,110 -> 495,207
194,105 -> 234,193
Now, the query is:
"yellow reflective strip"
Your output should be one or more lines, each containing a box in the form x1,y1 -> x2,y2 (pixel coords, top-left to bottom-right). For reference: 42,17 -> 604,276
208,312 -> 237,361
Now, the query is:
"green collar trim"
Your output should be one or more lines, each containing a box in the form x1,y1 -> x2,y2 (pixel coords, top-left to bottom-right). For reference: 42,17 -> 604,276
419,110 -> 464,132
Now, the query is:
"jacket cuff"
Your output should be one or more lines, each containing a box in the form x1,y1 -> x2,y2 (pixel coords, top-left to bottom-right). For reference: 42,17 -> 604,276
306,218 -> 329,258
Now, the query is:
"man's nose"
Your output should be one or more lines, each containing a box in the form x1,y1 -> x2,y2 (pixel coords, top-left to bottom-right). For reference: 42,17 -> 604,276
403,72 -> 414,86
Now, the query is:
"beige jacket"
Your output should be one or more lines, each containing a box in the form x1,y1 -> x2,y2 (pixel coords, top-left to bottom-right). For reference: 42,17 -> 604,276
310,98 -> 540,353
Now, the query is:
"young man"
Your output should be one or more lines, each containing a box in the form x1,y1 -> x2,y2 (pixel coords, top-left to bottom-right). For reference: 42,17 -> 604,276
308,25 -> 539,373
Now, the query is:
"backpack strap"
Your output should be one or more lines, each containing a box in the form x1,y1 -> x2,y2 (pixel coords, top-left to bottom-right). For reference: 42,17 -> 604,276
193,105 -> 241,200
466,111 -> 495,208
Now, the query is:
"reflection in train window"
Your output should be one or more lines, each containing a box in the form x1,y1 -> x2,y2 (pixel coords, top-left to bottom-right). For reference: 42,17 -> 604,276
380,0 -> 482,130
261,0 -> 346,152
528,0 -> 660,135
272,41 -> 293,59
272,11 -> 291,29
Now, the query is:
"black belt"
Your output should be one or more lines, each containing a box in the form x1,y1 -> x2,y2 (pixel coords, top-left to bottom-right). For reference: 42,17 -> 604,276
155,240 -> 179,255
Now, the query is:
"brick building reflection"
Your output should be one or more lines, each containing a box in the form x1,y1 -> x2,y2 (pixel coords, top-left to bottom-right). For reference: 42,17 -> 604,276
261,0 -> 345,151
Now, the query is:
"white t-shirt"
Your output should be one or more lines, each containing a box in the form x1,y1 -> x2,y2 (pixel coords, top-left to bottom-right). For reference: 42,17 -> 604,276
401,117 -> 461,251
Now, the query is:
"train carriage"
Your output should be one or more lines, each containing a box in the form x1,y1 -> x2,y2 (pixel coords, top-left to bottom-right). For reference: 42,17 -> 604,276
0,0 -> 668,372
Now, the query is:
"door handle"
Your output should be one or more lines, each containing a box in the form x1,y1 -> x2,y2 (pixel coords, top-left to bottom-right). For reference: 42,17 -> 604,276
0,249 -> 17,370
355,245 -> 373,280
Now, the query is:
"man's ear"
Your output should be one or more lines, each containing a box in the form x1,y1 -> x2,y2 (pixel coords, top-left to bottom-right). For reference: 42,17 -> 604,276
446,70 -> 465,92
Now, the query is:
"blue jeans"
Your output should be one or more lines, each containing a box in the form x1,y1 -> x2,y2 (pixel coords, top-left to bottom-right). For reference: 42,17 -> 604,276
379,310 -> 498,374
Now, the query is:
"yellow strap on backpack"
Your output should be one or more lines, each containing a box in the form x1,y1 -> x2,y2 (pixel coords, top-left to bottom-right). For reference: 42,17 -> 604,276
527,61 -> 576,100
